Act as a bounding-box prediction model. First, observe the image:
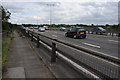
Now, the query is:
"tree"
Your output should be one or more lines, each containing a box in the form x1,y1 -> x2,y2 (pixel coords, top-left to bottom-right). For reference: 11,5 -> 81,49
1,6 -> 11,22
1,6 -> 12,31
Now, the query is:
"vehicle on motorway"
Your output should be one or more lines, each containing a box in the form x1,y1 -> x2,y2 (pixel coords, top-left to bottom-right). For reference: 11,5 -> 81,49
38,27 -> 45,32
59,27 -> 66,31
34,26 -> 39,29
29,27 -> 34,29
43,26 -> 49,30
91,27 -> 106,34
29,26 -> 38,29
65,27 -> 86,39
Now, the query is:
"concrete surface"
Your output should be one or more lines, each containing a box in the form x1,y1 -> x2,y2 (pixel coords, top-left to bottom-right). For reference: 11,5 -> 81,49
3,31 -> 54,78
4,67 -> 25,78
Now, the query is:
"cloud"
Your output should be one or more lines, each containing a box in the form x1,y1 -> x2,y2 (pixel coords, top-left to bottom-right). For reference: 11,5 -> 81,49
2,2 -> 25,13
2,1 -> 119,25
2,0 -> 119,2
51,2 -> 118,24
118,2 -> 120,24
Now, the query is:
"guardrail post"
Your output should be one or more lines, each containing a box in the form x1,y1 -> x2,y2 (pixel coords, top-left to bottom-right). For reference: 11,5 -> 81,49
105,32 -> 107,36
110,33 -> 112,36
36,35 -> 39,48
31,33 -> 33,41
27,31 -> 30,38
51,42 -> 56,63
118,33 -> 120,37
112,33 -> 113,37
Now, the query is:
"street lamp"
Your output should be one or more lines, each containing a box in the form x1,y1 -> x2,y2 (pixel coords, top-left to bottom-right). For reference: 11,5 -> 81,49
46,2 -> 60,27
37,16 -> 38,27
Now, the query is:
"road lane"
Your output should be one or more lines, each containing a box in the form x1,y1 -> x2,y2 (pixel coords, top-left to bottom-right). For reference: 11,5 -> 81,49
82,42 -> 101,49
28,29 -> 119,78
36,30 -> 118,58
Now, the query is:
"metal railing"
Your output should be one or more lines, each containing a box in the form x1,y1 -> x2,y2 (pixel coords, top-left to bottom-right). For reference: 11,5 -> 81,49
19,28 -> 119,80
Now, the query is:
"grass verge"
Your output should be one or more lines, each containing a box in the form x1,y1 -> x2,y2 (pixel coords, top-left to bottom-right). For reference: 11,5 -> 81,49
2,32 -> 13,72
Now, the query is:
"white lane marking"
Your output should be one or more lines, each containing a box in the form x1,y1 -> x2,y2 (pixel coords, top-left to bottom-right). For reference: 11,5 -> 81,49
108,40 -> 118,43
54,32 -> 57,33
52,35 -> 57,37
83,42 -> 101,49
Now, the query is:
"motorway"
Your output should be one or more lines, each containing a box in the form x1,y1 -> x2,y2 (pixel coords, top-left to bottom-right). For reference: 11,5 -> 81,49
36,30 -> 118,58
27,29 -> 119,78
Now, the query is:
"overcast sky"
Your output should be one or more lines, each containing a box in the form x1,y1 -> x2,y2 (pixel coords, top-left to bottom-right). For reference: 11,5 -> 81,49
1,0 -> 120,25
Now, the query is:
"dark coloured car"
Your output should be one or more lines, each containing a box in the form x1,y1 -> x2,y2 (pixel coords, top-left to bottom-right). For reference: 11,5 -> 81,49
65,27 -> 86,39
91,27 -> 106,34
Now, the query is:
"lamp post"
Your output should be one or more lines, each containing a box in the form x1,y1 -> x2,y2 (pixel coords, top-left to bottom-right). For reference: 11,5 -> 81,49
46,2 -> 60,27
47,3 -> 55,27
37,16 -> 38,27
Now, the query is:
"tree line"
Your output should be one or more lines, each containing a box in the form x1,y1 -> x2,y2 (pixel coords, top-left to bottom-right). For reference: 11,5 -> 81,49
1,5 -> 14,32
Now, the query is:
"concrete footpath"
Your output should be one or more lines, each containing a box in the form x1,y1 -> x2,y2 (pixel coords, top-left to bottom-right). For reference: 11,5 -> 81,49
3,31 -> 55,78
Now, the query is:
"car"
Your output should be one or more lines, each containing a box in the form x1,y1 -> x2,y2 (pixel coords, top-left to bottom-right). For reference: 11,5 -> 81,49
38,27 -> 45,32
43,26 -> 49,30
91,27 -> 106,34
59,27 -> 66,31
65,27 -> 86,39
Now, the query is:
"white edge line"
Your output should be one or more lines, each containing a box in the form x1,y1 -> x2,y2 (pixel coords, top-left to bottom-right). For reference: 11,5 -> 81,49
52,35 -> 57,37
108,40 -> 118,43
83,42 -> 101,49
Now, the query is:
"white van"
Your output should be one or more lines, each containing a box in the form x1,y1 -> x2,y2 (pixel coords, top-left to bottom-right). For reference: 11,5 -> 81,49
38,27 -> 45,32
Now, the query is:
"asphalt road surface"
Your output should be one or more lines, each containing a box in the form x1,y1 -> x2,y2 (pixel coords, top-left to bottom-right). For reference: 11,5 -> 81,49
28,29 -> 119,78
36,30 -> 118,58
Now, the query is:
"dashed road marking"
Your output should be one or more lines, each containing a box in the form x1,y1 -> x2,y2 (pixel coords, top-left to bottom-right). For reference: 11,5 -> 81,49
52,35 -> 57,37
54,32 -> 57,33
83,42 -> 101,49
108,40 -> 118,43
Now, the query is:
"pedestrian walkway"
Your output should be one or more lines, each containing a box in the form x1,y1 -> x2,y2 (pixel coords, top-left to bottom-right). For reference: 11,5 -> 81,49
3,31 -> 54,78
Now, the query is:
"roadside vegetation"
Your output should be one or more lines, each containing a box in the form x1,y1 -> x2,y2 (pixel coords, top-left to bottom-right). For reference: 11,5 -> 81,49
2,32 -> 13,72
1,5 -> 15,74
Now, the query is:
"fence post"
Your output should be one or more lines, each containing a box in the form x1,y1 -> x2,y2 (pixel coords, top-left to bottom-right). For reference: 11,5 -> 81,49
111,33 -> 113,36
31,33 -> 33,41
118,33 -> 120,37
51,42 -> 56,63
110,33 -> 112,36
36,35 -> 39,48
27,31 -> 30,38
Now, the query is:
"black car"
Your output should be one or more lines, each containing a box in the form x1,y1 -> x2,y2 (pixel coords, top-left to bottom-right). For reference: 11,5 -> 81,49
65,27 -> 86,39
